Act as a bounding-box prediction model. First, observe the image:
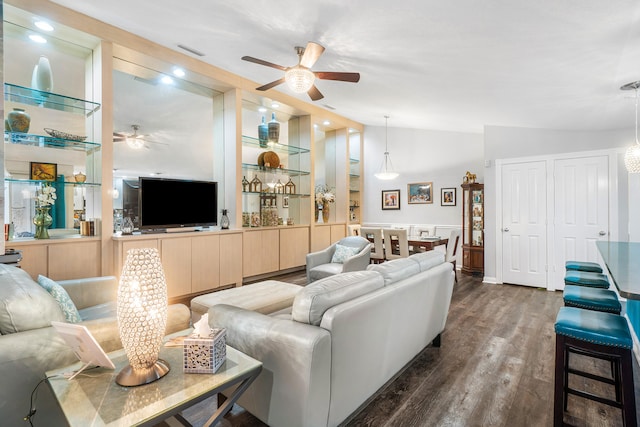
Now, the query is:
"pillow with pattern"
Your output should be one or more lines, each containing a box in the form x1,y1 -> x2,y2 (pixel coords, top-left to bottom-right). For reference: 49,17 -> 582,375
37,275 -> 82,323
331,244 -> 361,264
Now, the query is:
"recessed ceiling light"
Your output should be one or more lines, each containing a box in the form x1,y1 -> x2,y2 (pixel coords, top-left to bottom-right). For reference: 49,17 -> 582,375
172,68 -> 185,77
29,34 -> 47,43
313,124 -> 318,128
258,107 -> 267,113
161,75 -> 174,84
323,120 -> 330,126
271,102 -> 279,108
34,21 -> 54,31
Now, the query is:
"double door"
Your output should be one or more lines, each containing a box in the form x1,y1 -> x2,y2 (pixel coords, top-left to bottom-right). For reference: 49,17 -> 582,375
500,154 -> 610,289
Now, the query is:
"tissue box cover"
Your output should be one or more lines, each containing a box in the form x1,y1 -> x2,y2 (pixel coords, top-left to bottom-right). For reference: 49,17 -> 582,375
183,328 -> 226,373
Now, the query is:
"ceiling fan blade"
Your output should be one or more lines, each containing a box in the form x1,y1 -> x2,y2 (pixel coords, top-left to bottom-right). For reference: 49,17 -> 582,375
241,56 -> 287,71
300,42 -> 325,68
256,78 -> 286,91
315,72 -> 361,83
308,85 -> 324,101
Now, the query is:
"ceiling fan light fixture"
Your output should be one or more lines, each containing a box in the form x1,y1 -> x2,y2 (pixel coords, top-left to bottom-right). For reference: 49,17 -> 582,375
374,115 -> 399,180
285,66 -> 315,93
126,137 -> 145,150
621,80 -> 640,173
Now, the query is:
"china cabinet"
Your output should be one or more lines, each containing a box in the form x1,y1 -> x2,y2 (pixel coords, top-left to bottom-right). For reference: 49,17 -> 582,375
349,130 -> 362,223
461,183 -> 484,275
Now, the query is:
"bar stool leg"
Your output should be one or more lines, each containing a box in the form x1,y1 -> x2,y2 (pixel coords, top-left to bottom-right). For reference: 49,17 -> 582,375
621,350 -> 637,427
554,334 -> 567,426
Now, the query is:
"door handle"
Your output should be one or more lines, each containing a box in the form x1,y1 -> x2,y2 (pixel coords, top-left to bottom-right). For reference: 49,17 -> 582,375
503,228 -> 510,232
599,231 -> 607,236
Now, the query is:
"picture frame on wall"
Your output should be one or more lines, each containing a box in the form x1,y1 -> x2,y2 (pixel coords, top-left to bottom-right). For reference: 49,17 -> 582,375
382,189 -> 401,210
283,196 -> 289,208
30,162 -> 57,181
441,187 -> 456,206
407,182 -> 433,204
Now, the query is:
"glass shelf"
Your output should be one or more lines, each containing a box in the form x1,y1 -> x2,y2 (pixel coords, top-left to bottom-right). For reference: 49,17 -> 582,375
242,163 -> 310,176
4,132 -> 100,152
242,191 -> 310,197
242,135 -> 310,155
5,178 -> 101,187
4,83 -> 101,116
350,158 -> 360,164
349,173 -> 360,178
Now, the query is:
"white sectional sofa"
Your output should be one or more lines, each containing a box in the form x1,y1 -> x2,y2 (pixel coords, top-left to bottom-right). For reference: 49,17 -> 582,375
208,250 -> 455,427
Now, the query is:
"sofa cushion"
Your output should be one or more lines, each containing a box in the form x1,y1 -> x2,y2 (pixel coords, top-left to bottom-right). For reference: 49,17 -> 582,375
292,271 -> 384,325
308,263 -> 345,282
331,244 -> 361,264
37,275 -> 82,323
0,265 -> 65,334
409,251 -> 445,272
79,301 -> 117,321
366,258 -> 421,286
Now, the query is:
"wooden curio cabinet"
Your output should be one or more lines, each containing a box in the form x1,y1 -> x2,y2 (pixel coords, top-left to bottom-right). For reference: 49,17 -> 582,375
461,183 -> 484,275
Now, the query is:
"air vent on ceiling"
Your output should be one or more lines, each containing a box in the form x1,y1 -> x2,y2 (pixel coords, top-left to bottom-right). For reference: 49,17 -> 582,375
178,44 -> 205,57
323,104 -> 336,110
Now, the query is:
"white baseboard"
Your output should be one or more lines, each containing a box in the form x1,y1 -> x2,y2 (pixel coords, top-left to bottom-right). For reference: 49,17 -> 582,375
483,276 -> 498,284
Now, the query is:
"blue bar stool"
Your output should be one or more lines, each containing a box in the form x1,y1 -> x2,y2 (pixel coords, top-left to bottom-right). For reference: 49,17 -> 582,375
565,260 -> 604,273
564,270 -> 610,289
554,306 -> 636,427
563,285 -> 621,314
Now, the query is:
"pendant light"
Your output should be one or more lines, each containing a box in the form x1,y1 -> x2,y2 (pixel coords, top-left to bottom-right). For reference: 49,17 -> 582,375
374,115 -> 399,180
621,80 -> 640,173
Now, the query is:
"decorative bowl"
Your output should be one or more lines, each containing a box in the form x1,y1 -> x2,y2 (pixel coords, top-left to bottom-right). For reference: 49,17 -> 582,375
44,128 -> 88,142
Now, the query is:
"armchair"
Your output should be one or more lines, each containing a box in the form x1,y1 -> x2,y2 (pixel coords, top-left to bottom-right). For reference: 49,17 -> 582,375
306,236 -> 371,283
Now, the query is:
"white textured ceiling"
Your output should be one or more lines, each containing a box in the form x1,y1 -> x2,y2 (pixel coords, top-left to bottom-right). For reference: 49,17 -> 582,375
50,0 -> 640,133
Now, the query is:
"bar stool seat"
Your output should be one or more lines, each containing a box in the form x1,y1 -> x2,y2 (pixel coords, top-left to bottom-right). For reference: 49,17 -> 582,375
563,285 -> 621,314
564,270 -> 610,289
554,307 -> 636,427
565,260 -> 604,274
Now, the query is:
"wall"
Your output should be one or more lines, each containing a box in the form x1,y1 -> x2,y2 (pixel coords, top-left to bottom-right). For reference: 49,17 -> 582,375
363,125 -> 483,226
484,125 -> 632,281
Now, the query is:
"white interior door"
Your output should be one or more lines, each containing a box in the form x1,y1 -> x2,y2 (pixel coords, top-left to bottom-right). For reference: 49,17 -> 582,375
553,155 -> 609,290
501,161 -> 547,287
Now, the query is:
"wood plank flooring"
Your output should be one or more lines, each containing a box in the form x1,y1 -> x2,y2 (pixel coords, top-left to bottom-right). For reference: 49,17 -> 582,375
162,271 -> 640,427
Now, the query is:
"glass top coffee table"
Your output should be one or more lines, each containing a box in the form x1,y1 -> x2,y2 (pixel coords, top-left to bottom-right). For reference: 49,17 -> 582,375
46,331 -> 262,427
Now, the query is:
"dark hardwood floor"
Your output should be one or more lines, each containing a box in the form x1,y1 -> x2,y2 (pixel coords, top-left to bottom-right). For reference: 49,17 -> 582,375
164,271 -> 640,427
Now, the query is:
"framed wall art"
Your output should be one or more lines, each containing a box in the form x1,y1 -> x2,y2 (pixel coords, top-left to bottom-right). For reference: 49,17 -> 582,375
30,162 -> 57,181
381,189 -> 400,210
441,187 -> 456,206
407,182 -> 433,204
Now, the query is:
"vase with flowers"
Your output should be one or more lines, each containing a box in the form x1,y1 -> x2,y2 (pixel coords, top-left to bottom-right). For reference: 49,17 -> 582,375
33,183 -> 56,239
315,184 -> 335,223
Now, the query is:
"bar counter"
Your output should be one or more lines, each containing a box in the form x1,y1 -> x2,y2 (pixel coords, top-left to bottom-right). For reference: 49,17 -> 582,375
596,241 -> 640,300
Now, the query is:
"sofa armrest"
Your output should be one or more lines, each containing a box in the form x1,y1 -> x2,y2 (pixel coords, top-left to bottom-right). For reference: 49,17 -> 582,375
342,245 -> 371,273
209,304 -> 331,427
59,276 -> 118,310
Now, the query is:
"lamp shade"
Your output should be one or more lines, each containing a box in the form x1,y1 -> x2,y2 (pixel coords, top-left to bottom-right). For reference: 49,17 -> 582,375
624,144 -> 640,173
116,247 -> 169,386
285,66 -> 315,93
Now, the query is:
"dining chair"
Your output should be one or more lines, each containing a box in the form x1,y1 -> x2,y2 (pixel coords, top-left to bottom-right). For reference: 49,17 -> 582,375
347,224 -> 362,237
446,229 -> 461,283
409,225 -> 437,253
383,228 -> 409,260
361,227 -> 384,263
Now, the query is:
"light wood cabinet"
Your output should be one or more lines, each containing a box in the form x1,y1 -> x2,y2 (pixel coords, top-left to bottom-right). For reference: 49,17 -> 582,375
10,239 -> 100,280
279,227 -> 309,270
243,229 -> 279,277
113,231 -> 243,298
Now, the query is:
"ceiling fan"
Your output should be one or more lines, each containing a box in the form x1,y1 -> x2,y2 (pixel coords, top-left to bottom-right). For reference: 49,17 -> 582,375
242,41 -> 360,101
113,124 -> 167,150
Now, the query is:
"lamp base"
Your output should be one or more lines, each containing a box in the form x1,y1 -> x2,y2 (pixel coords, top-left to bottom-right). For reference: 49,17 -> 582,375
115,359 -> 170,387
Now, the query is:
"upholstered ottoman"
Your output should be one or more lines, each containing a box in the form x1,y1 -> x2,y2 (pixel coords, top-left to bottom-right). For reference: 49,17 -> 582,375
190,280 -> 302,322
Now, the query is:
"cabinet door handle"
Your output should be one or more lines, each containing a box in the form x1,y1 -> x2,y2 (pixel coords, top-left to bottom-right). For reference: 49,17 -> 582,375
503,227 -> 509,232
598,231 -> 607,236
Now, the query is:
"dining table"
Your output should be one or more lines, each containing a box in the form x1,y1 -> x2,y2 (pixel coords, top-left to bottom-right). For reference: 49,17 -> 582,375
407,236 -> 449,251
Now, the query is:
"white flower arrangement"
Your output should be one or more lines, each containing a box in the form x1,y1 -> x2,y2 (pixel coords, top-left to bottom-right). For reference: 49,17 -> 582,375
315,184 -> 335,205
36,183 -> 57,207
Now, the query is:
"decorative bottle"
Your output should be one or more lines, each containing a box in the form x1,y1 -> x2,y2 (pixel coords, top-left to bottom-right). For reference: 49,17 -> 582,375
258,116 -> 268,147
220,209 -> 230,229
7,108 -> 30,133
35,55 -> 54,92
268,112 -> 280,144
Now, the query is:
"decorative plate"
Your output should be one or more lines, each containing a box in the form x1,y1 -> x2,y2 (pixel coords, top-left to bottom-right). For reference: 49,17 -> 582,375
43,128 -> 88,142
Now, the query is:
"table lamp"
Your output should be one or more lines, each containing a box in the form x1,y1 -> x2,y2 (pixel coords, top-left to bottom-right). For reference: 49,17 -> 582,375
116,248 -> 169,386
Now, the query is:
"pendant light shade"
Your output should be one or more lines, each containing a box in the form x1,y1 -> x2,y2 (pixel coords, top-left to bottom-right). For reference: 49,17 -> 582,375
621,81 -> 640,173
374,115 -> 399,180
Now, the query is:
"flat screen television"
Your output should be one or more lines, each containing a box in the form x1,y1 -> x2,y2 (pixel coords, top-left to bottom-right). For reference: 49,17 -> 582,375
139,177 -> 218,231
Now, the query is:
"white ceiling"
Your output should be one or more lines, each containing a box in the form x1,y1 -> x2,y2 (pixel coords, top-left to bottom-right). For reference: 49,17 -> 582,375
49,0 -> 640,134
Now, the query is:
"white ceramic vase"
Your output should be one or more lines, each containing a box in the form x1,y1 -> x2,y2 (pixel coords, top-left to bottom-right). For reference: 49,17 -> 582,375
35,55 -> 53,92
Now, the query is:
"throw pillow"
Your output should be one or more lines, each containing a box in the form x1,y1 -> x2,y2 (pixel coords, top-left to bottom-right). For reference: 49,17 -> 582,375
37,275 -> 82,323
331,244 -> 361,264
